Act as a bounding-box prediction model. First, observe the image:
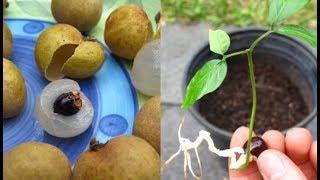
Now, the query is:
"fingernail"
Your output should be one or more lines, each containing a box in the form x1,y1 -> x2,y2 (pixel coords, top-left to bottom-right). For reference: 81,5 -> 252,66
259,152 -> 286,179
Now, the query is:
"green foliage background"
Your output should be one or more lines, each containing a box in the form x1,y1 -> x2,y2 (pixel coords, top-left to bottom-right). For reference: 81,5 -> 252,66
161,0 -> 317,29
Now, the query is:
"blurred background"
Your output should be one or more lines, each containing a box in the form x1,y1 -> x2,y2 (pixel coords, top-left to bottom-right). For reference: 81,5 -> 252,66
162,0 -> 316,29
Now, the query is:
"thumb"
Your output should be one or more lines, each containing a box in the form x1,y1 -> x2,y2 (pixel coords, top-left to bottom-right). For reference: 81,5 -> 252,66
256,149 -> 307,180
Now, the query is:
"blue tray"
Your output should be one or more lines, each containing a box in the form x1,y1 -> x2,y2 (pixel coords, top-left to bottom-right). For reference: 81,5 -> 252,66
3,19 -> 138,164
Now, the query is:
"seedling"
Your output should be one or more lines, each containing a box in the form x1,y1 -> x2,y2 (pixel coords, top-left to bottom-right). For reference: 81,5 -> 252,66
163,0 -> 316,178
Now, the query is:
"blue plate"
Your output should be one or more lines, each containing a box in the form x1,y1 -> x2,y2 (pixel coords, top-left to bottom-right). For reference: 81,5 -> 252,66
3,19 -> 138,164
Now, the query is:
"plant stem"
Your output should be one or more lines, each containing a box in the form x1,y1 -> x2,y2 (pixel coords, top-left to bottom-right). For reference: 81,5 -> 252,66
244,30 -> 273,166
250,30 -> 274,50
244,50 -> 257,166
224,49 -> 249,59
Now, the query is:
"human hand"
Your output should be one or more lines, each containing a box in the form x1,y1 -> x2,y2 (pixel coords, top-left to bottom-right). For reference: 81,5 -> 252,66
228,127 -> 317,180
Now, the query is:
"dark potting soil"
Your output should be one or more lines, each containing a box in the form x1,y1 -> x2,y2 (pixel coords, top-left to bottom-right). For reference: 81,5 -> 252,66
198,54 -> 309,135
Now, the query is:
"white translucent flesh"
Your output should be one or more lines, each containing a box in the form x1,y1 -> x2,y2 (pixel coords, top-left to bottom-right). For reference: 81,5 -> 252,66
132,39 -> 160,96
36,79 -> 94,138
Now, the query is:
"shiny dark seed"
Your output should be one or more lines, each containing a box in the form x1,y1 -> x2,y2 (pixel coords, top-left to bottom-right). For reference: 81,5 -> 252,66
243,136 -> 268,157
53,91 -> 82,116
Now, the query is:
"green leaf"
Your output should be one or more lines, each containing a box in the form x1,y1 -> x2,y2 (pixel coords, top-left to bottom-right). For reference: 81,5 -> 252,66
209,30 -> 230,55
277,25 -> 317,47
182,60 -> 227,109
268,0 -> 310,25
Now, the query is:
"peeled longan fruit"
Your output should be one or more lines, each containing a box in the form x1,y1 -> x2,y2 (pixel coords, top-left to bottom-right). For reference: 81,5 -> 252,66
51,0 -> 102,32
3,58 -> 27,119
104,4 -> 153,60
72,136 -> 160,180
3,23 -> 13,58
133,96 -> 160,153
4,142 -> 72,180
34,24 -> 105,81
62,40 -> 105,79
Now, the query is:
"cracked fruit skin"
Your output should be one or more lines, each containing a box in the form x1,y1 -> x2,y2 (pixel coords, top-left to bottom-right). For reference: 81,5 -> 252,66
4,142 -> 72,180
72,135 -> 160,180
104,4 -> 153,60
133,96 -> 160,153
4,23 -> 13,58
62,41 -> 105,79
3,58 -> 27,119
51,0 -> 102,32
34,24 -> 82,80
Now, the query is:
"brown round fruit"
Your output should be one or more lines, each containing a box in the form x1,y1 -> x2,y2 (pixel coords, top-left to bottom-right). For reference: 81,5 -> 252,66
3,58 -> 27,119
34,24 -> 82,80
104,4 -> 153,60
61,40 -> 105,79
4,142 -> 72,180
35,24 -> 105,81
72,136 -> 160,180
133,96 -> 160,153
51,0 -> 103,32
3,22 -> 13,58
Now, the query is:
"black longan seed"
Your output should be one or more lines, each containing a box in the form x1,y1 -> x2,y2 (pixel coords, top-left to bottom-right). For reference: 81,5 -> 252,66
53,91 -> 82,116
243,136 -> 268,157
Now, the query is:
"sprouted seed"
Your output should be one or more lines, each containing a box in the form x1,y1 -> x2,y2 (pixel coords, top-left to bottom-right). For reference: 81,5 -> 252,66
161,115 -> 253,179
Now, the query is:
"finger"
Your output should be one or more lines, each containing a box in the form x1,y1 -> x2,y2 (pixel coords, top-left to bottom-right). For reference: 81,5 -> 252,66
309,141 -> 317,170
285,128 -> 312,164
262,130 -> 285,152
257,149 -> 307,180
229,126 -> 262,180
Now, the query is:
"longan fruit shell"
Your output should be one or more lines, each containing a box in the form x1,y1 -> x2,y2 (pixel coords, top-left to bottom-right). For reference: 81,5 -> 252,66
34,24 -> 105,81
104,4 -> 153,60
133,96 -> 161,153
3,22 -> 13,59
4,142 -> 72,180
3,58 -> 27,119
72,136 -> 160,180
34,24 -> 82,80
51,0 -> 103,32
62,40 -> 105,79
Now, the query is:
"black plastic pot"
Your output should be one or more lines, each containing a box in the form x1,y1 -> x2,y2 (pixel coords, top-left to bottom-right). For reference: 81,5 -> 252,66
184,27 -> 317,167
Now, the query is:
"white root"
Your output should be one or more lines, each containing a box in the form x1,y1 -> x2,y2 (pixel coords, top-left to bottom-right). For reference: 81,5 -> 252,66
161,115 -> 253,179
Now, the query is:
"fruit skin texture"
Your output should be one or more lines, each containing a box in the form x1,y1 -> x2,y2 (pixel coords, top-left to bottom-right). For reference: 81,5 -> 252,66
72,135 -> 160,180
3,23 -> 13,58
133,96 -> 160,153
34,24 -> 82,77
104,4 -> 153,60
3,58 -> 27,118
51,0 -> 102,32
4,142 -> 72,180
62,40 -> 105,79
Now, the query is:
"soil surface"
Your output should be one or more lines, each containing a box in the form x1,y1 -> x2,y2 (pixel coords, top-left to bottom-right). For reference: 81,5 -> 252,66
198,54 -> 309,134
